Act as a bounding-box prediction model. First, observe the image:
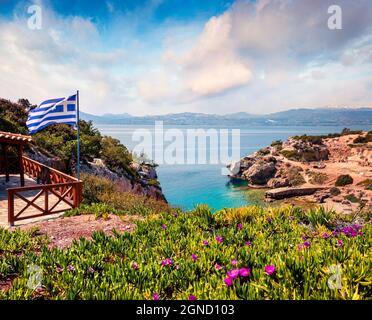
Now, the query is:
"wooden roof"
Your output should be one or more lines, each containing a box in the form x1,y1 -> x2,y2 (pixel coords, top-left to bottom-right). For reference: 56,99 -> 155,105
0,131 -> 32,144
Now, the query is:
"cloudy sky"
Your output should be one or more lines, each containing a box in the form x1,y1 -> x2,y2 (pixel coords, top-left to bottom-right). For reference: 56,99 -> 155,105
0,0 -> 371,115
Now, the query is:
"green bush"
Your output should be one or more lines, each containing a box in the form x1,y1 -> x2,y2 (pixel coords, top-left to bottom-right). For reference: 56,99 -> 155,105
80,173 -> 169,215
344,194 -> 360,203
281,150 -> 300,161
288,167 -> 305,186
308,171 -> 328,185
357,179 -> 372,191
335,175 -> 353,187
81,173 -> 117,204
330,187 -> 341,196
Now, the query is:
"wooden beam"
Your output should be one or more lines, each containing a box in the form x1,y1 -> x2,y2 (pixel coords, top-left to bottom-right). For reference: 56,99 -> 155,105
3,144 -> 9,182
18,144 -> 24,186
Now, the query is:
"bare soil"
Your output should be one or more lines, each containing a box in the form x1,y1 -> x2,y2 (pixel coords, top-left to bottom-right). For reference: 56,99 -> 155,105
18,214 -> 142,249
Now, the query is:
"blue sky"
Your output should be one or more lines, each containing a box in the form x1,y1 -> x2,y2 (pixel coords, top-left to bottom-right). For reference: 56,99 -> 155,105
0,0 -> 371,115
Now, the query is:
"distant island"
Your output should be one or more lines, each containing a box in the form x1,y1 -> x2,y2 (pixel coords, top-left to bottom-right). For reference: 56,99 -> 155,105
81,107 -> 372,126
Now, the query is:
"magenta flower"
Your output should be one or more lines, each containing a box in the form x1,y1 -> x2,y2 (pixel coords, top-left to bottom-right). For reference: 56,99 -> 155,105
216,235 -> 224,243
237,223 -> 243,230
227,269 -> 240,279
245,241 -> 251,246
202,240 -> 209,246
239,267 -> 251,277
322,233 -> 330,239
56,266 -> 63,273
231,259 -> 238,266
267,217 -> 272,223
188,295 -> 197,300
191,254 -> 198,262
337,239 -> 344,247
215,264 -> 222,270
68,265 -> 75,271
132,262 -> 139,270
303,241 -> 311,248
224,277 -> 233,286
161,258 -> 173,266
172,212 -> 178,217
264,265 -> 275,276
153,293 -> 160,300
161,224 -> 167,230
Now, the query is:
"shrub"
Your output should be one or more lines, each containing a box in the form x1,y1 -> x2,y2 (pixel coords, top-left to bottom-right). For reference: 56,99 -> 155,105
293,135 -> 323,145
271,140 -> 282,147
80,173 -> 169,215
357,179 -> 372,191
353,133 -> 372,144
100,136 -> 137,178
81,173 -> 117,204
281,150 -> 300,161
344,194 -> 360,203
335,174 -> 353,186
308,171 -> 328,185
329,187 -> 341,196
288,167 -> 305,186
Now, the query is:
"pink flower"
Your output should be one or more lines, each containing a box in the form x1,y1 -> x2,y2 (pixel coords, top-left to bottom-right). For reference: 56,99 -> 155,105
215,264 -> 222,270
161,224 -> 167,230
131,262 -> 139,270
188,295 -> 197,300
153,293 -> 160,300
239,267 -> 251,277
264,265 -> 275,276
231,259 -> 238,266
216,236 -> 224,243
192,254 -> 198,262
337,239 -> 344,247
202,240 -> 209,246
237,223 -> 243,230
227,269 -> 240,279
245,241 -> 251,246
161,258 -> 173,266
224,277 -> 233,286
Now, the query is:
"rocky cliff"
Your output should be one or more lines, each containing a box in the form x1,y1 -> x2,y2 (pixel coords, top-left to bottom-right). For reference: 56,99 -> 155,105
227,131 -> 372,213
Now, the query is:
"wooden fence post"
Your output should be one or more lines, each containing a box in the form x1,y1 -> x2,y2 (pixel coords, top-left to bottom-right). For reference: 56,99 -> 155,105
8,189 -> 14,227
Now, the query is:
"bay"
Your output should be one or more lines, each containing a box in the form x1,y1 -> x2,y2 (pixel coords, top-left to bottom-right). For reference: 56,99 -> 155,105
95,124 -> 370,210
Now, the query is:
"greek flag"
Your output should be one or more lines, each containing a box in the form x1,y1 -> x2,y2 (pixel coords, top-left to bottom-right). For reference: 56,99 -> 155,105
26,94 -> 77,134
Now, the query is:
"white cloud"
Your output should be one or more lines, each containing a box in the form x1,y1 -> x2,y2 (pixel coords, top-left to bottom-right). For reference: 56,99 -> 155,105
0,0 -> 371,116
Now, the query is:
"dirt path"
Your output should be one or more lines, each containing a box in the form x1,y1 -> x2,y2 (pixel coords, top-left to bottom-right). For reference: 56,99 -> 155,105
18,214 -> 142,249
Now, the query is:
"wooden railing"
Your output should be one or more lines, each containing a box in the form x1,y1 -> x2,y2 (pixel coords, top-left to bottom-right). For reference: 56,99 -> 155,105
7,157 -> 82,226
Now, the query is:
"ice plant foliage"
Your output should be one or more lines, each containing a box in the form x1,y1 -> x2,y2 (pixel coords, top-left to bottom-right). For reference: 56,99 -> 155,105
0,206 -> 370,300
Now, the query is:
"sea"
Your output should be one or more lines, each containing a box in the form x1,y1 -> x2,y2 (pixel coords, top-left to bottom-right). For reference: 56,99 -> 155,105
95,124 -> 370,211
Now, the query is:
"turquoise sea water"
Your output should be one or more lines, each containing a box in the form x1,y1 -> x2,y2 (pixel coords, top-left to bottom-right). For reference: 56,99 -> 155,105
96,124 -> 370,210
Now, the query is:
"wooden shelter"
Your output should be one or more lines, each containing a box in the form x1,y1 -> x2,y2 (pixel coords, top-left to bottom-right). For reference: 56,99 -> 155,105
0,131 -> 82,226
0,131 -> 32,187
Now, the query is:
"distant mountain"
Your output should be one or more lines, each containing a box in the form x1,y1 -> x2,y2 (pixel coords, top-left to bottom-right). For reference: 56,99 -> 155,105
80,107 -> 372,126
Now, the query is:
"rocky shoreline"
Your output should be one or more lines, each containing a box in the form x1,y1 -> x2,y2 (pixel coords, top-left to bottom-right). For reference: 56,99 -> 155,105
27,147 -> 167,202
227,130 -> 372,213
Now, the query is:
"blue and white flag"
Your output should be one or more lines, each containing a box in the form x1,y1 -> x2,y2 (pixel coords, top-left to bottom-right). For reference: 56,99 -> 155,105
26,94 -> 77,134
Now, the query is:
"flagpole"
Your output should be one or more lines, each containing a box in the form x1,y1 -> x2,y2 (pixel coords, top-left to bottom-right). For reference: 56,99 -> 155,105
76,90 -> 81,180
